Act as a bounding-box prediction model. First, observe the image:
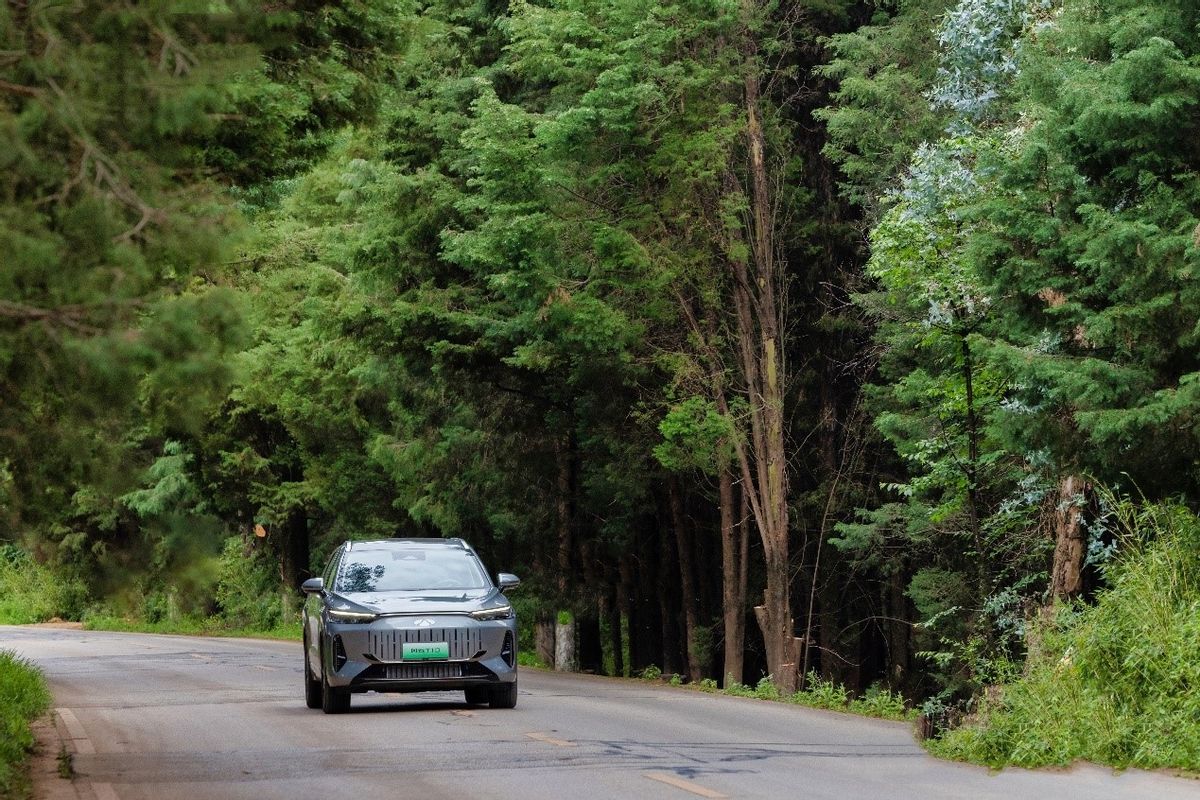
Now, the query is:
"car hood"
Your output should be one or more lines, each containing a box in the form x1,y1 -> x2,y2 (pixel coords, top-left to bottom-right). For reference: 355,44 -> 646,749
332,588 -> 501,614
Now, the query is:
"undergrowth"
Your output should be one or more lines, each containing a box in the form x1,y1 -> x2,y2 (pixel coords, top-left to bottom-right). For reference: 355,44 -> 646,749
933,501 -> 1200,770
649,669 -> 913,722
0,546 -> 86,625
81,614 -> 301,641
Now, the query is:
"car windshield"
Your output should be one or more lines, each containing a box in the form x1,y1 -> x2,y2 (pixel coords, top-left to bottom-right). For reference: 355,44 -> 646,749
335,548 -> 491,592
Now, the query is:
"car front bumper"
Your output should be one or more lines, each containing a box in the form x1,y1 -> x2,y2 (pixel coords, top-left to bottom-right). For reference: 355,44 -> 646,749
324,613 -> 517,692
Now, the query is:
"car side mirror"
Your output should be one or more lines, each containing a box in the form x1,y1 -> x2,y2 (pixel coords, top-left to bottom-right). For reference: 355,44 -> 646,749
301,577 -> 324,595
497,573 -> 521,590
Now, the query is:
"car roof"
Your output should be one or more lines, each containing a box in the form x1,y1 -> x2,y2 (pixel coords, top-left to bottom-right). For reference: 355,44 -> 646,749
344,538 -> 472,552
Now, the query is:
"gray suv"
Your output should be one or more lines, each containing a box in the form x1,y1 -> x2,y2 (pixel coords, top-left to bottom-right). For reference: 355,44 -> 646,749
301,538 -> 519,714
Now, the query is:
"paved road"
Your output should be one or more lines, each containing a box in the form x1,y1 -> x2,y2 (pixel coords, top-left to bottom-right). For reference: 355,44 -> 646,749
3,626 -> 1196,800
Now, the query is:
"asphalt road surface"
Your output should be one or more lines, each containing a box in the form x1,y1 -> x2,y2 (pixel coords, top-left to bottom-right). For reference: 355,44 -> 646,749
3,626 -> 1196,800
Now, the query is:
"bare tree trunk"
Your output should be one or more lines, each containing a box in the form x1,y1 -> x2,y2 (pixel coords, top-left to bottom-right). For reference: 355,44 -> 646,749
667,0 -> 793,692
670,478 -> 704,681
554,433 -> 577,671
279,508 -> 309,622
618,556 -> 638,673
608,579 -> 624,677
657,517 -> 681,676
720,464 -> 745,686
554,613 -> 577,672
886,564 -> 909,690
535,615 -> 556,668
735,4 -> 795,692
1050,475 -> 1091,600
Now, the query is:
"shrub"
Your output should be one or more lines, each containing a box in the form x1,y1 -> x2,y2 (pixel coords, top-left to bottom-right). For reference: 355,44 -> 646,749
0,545 -> 87,624
850,684 -> 912,721
934,501 -> 1200,770
214,537 -> 283,630
790,672 -> 850,710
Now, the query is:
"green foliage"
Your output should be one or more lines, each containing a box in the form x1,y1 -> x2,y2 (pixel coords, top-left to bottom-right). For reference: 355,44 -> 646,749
640,664 -> 663,681
654,397 -> 735,475
849,684 -> 912,721
81,614 -> 301,641
790,672 -> 849,710
817,0 -> 949,210
934,501 -> 1200,770
0,546 -> 87,625
970,0 -> 1200,493
214,537 -> 283,630
0,649 -> 51,796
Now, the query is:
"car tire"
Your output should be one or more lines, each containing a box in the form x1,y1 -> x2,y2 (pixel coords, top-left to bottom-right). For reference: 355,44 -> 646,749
464,687 -> 488,705
304,634 -> 321,710
320,648 -> 351,714
489,678 -> 518,709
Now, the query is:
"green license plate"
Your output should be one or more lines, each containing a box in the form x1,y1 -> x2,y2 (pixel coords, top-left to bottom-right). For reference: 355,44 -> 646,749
402,642 -> 450,661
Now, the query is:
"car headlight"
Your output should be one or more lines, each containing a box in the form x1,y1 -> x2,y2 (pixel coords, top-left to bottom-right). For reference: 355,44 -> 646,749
328,606 -> 378,623
469,605 -> 514,621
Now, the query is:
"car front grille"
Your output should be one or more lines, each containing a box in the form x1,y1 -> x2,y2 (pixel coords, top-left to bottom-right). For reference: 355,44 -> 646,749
380,662 -> 465,680
367,627 -> 483,662
355,661 -> 496,684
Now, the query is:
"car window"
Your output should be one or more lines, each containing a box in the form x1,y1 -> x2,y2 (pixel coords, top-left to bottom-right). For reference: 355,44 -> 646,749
335,548 -> 490,592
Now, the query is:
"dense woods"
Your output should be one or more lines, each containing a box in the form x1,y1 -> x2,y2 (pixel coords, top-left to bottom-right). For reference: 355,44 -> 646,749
2,0 -> 1198,753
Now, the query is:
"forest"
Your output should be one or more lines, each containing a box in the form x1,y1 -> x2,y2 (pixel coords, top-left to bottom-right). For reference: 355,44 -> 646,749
2,0 -> 1199,768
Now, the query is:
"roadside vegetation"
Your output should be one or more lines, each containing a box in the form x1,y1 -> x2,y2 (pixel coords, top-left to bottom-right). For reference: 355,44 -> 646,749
80,616 -> 301,641
693,672 -> 913,722
932,502 -> 1200,771
0,650 -> 51,799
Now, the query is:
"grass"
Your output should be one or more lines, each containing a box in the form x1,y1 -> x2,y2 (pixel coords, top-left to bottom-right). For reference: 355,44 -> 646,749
639,667 -> 915,722
81,614 -> 302,641
932,501 -> 1200,771
0,650 -> 51,799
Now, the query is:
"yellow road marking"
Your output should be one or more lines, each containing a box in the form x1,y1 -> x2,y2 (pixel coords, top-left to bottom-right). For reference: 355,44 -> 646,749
452,709 -> 476,717
524,731 -> 576,747
643,772 -> 727,799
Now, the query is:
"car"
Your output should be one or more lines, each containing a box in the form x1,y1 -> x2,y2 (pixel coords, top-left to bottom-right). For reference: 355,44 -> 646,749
301,537 -> 520,714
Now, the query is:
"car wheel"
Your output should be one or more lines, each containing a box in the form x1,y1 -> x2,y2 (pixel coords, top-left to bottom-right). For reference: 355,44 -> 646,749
464,687 -> 488,705
320,647 -> 351,714
489,678 -> 518,709
304,634 -> 321,709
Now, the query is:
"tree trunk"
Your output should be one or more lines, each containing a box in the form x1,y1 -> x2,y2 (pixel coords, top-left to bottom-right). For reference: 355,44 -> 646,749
720,465 -> 745,686
635,530 -> 662,673
669,478 -> 704,681
608,579 -> 624,677
578,608 -> 603,673
279,507 -> 309,622
1050,475 -> 1091,600
553,432 -> 577,671
619,555 -> 641,673
961,335 -> 984,593
554,613 -> 577,672
886,563 -> 910,691
657,517 -> 681,676
535,615 -> 556,668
